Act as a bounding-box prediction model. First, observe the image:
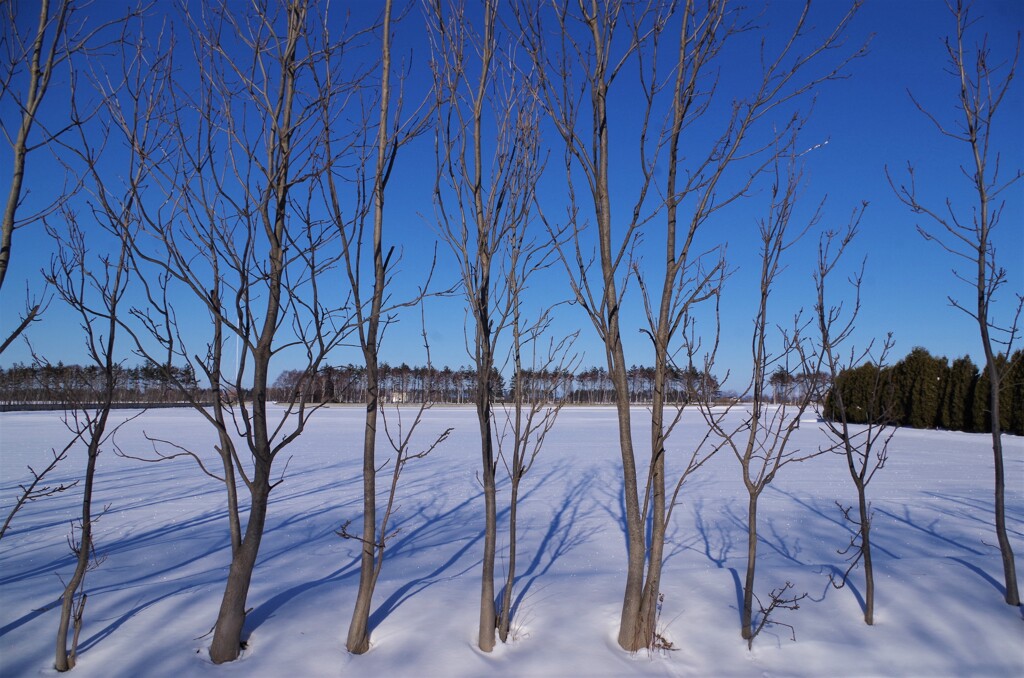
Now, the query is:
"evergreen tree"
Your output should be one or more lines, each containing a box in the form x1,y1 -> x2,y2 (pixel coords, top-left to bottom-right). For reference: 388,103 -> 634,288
827,364 -> 868,424
940,355 -> 978,431
973,354 -> 1013,434
893,347 -> 947,429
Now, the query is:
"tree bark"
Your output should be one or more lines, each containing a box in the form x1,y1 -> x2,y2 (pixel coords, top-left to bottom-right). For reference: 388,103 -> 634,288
209,476 -> 269,663
498,478 -> 520,643
346,360 -> 379,654
741,492 -> 758,642
477,390 -> 497,652
54,434 -> 100,672
986,352 -> 1019,605
857,482 -> 874,625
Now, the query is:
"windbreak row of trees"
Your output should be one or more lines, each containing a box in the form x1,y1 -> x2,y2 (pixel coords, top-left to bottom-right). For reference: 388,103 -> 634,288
1,361 -> 727,407
825,348 -> 1024,435
0,362 -> 201,406
271,363 -> 722,405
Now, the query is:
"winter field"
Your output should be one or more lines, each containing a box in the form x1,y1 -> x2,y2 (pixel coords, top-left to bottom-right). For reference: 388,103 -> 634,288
1,405 -> 1022,677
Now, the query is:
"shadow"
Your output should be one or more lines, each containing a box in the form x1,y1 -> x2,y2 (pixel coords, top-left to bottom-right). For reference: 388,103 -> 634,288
0,506 -> 233,588
875,506 -> 984,555
814,564 -> 865,612
364,465 -> 570,634
946,556 -> 1007,599
726,567 -> 744,629
721,502 -> 805,566
243,557 -> 363,636
0,595 -> 62,637
594,458 -> 678,561
768,485 -> 900,561
506,470 -> 601,622
245,484 -> 484,637
77,580 -> 208,653
764,517 -> 805,565
688,497 -> 734,568
923,491 -> 1024,539
366,529 -> 482,633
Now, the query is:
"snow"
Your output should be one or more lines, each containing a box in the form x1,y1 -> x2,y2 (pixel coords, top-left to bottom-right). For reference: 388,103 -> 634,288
1,405 -> 1022,677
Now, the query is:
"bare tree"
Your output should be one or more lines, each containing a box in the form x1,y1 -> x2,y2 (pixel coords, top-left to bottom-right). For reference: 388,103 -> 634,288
496,312 -> 578,642
42,127 -> 144,669
313,0 -> 440,654
698,152 -> 829,648
113,0 -> 357,663
44,207 -> 134,671
38,11 -> 174,668
428,0 -> 559,651
490,70 -> 578,641
887,0 -> 1020,606
520,0 -> 864,651
813,219 -> 897,626
338,333 -> 451,654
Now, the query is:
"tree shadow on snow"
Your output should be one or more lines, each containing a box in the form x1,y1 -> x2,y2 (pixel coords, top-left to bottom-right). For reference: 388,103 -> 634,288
767,486 -> 901,561
874,505 -> 984,555
505,469 -> 602,623
688,497 -> 735,568
243,557 -> 363,636
922,491 -> 1024,539
245,480 -> 486,638
945,556 -> 1011,602
688,497 -> 745,629
365,464 -> 570,635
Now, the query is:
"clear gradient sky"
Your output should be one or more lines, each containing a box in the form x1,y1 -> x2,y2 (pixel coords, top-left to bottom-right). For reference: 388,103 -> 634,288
1,0 -> 1021,391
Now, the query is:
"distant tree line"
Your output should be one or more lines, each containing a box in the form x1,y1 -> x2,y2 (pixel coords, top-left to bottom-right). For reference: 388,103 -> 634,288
2,361 -> 726,408
825,347 -> 1024,435
271,363 -> 722,405
0,363 -> 202,408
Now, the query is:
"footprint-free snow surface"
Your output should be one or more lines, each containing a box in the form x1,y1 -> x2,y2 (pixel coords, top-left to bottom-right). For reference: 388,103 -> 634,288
1,405 -> 1022,676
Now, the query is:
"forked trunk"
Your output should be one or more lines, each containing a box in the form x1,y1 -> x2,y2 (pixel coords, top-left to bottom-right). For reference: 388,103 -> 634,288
209,480 -> 270,664
636,551 -> 664,648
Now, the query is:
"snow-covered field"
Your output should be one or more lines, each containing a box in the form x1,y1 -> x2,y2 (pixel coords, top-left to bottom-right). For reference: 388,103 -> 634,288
1,405 -> 1022,677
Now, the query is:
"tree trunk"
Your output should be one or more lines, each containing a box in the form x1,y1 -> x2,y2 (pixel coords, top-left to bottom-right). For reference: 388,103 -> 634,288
857,482 -> 874,625
741,492 -> 758,642
54,441 -> 98,672
218,426 -> 242,556
478,397 -> 497,652
209,477 -> 270,664
987,365 -> 1019,605
614,375 -> 645,651
636,371 -> 668,647
210,311 -> 242,556
637,513 -> 664,646
498,477 -> 520,643
346,386 -> 379,654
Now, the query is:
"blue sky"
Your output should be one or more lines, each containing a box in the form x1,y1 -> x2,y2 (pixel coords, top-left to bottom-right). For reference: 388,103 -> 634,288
1,0 -> 1021,390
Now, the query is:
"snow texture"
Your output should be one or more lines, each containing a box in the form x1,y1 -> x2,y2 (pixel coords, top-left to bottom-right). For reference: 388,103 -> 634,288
1,405 -> 1022,676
